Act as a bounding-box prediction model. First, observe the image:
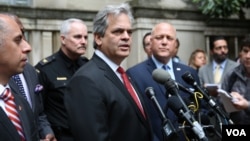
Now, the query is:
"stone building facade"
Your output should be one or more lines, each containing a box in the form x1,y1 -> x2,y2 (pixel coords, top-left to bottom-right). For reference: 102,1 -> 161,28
0,0 -> 250,68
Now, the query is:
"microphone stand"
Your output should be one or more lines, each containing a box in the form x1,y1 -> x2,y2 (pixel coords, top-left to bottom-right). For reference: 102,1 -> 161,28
195,84 -> 234,125
181,72 -> 234,125
145,87 -> 179,141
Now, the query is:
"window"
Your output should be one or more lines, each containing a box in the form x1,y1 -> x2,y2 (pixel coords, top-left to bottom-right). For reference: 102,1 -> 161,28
0,0 -> 31,6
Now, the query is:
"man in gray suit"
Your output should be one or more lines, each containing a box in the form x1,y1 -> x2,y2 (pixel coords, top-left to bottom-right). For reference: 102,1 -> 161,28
7,14 -> 56,141
0,13 -> 39,141
199,36 -> 238,89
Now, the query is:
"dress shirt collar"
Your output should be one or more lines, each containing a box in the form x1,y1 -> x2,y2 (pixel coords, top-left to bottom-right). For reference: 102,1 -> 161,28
151,55 -> 173,70
151,56 -> 175,80
94,49 -> 120,73
212,59 -> 227,70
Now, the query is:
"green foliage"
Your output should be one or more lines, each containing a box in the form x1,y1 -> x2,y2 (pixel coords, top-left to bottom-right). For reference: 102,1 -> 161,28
192,0 -> 250,19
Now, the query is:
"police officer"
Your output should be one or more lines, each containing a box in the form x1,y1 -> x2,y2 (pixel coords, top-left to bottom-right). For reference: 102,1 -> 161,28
35,18 -> 89,141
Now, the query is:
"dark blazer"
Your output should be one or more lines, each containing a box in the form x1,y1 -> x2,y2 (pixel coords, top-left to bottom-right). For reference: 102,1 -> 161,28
64,53 -> 153,141
0,89 -> 39,141
126,57 -> 200,141
9,63 -> 53,138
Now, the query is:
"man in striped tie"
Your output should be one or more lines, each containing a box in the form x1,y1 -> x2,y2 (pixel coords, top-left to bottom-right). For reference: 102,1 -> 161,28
0,14 -> 39,141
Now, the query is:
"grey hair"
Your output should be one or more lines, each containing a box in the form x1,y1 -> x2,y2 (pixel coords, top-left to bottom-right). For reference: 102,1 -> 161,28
60,18 -> 86,36
93,3 -> 134,49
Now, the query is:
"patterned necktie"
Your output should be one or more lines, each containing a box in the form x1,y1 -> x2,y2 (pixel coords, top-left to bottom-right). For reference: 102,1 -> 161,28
214,65 -> 221,84
117,67 -> 146,118
1,88 -> 25,141
12,75 -> 27,100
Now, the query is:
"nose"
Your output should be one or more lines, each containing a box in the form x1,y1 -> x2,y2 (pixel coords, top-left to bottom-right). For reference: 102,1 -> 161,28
80,37 -> 87,45
246,51 -> 250,58
221,46 -> 228,53
22,40 -> 32,53
122,31 -> 131,39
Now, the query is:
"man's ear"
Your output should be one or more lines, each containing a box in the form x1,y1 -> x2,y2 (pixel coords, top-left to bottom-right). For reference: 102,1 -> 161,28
94,33 -> 102,47
60,35 -> 66,45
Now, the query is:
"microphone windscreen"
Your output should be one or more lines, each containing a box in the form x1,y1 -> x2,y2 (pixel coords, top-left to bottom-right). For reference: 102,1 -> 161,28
145,87 -> 155,98
152,69 -> 171,84
181,71 -> 195,85
167,96 -> 183,115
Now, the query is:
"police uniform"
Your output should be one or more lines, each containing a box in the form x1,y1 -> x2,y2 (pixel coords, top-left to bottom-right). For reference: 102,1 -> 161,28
35,49 -> 89,141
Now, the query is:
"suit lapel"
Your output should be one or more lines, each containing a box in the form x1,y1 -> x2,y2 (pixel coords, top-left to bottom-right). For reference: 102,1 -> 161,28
208,63 -> 214,83
22,65 -> 36,111
0,107 -> 20,140
146,58 -> 166,96
12,91 -> 32,141
92,54 -> 147,121
9,79 -> 20,97
172,62 -> 186,83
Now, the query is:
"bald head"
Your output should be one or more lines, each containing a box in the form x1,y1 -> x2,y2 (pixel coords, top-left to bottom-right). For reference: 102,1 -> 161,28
150,22 -> 177,64
151,22 -> 176,38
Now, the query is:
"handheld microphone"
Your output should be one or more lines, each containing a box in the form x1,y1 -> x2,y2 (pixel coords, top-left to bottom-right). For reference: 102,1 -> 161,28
181,71 -> 234,125
152,69 -> 190,111
152,69 -> 194,95
145,87 -> 178,140
168,95 -> 208,141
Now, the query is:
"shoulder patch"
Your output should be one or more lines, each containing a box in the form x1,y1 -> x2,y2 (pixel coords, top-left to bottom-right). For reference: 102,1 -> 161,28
39,56 -> 55,66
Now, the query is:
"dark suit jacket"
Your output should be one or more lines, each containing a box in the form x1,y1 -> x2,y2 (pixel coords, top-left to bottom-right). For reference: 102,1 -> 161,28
126,57 -> 200,141
0,89 -> 39,141
64,54 -> 153,141
9,63 -> 53,139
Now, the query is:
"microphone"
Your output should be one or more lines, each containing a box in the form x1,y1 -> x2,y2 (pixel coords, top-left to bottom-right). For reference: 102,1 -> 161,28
152,69 -> 190,111
145,87 -> 178,140
168,95 -> 208,141
152,69 -> 194,95
181,71 -> 234,125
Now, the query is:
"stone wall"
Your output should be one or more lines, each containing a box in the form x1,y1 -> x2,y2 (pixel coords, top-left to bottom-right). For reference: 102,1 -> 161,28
0,0 -> 250,68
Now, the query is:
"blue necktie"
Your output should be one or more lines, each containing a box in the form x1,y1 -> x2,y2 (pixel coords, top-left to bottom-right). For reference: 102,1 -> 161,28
162,65 -> 167,70
13,75 -> 27,100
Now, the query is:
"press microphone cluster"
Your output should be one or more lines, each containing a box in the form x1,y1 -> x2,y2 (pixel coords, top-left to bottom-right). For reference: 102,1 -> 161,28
181,71 -> 234,125
152,69 -> 208,141
167,96 -> 208,141
145,87 -> 178,141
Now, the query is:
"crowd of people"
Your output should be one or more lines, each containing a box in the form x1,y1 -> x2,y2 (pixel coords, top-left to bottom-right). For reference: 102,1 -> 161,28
0,2 -> 250,141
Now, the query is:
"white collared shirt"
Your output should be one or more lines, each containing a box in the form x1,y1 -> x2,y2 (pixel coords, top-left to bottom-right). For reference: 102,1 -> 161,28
152,56 -> 176,80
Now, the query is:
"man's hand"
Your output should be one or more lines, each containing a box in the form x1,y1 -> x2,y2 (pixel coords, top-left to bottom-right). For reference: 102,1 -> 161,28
231,91 -> 249,110
40,134 -> 57,141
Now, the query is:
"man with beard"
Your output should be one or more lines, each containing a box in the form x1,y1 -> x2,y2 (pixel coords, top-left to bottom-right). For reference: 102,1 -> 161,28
199,36 -> 238,87
198,36 -> 238,140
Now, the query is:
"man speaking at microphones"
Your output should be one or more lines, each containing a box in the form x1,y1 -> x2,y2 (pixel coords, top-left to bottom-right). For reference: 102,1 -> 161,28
126,22 -> 200,141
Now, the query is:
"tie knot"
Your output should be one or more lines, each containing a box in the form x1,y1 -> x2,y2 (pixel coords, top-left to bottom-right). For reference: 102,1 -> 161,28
162,65 -> 170,70
216,65 -> 221,69
117,66 -> 125,74
0,88 -> 13,102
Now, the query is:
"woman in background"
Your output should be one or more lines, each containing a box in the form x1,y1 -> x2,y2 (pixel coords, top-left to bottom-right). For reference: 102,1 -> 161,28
188,49 -> 207,71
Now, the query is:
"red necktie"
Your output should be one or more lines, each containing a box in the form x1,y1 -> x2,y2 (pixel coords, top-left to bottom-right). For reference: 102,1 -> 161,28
117,67 -> 146,118
1,88 -> 25,141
